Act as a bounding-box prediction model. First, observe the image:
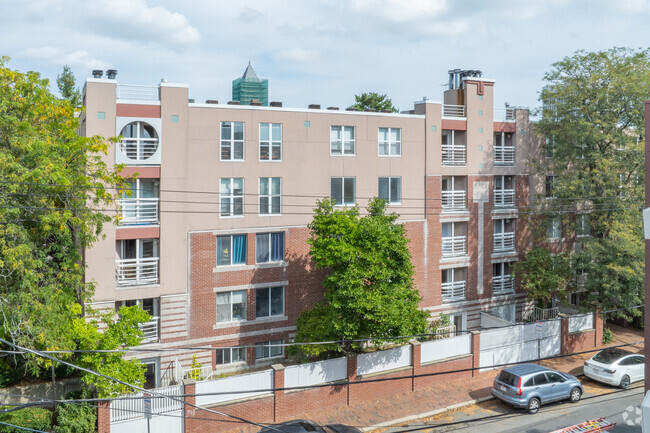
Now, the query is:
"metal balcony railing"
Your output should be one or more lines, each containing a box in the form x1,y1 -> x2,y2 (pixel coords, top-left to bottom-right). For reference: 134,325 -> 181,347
493,276 -> 515,295
441,236 -> 467,257
118,198 -> 159,225
117,84 -> 160,101
120,138 -> 159,161
525,306 -> 559,321
442,104 -> 466,117
442,190 -> 467,210
116,257 -> 159,287
442,145 -> 467,166
442,280 -> 466,302
432,324 -> 456,340
493,232 -> 515,252
494,189 -> 515,207
494,107 -> 516,121
139,317 -> 159,343
494,146 -> 515,165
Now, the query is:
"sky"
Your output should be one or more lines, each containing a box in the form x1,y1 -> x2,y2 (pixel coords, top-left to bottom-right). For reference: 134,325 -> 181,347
1,0 -> 648,113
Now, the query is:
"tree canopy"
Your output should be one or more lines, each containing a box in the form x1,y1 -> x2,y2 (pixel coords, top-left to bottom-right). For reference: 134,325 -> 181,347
56,65 -> 82,108
350,92 -> 397,112
292,198 -> 429,356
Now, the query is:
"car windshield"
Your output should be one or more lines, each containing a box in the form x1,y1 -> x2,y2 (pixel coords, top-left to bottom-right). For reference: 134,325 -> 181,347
593,349 -> 631,364
496,370 -> 518,386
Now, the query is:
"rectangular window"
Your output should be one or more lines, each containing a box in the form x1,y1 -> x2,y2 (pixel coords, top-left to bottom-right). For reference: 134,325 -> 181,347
216,347 -> 246,365
378,127 -> 401,156
220,178 -> 244,216
330,126 -> 355,155
576,214 -> 590,237
221,122 -> 244,161
259,123 -> 282,160
255,287 -> 284,318
259,177 -> 281,215
378,177 -> 401,204
545,175 -> 556,198
255,339 -> 283,359
547,216 -> 562,240
216,290 -> 247,322
441,267 -> 467,302
256,232 -> 285,263
545,137 -> 554,158
331,177 -> 355,206
216,234 -> 247,266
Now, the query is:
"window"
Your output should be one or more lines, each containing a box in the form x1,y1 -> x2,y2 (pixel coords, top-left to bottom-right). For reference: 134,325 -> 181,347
441,222 -> 467,257
216,290 -> 247,322
494,175 -> 515,207
220,178 -> 244,216
378,177 -> 401,204
441,268 -> 467,302
330,126 -> 355,155
493,262 -> 514,295
142,358 -> 160,389
576,214 -> 590,237
221,121 -> 244,161
119,178 -> 160,225
545,137 -> 555,158
255,339 -> 283,359
217,234 -> 247,266
493,219 -> 515,252
378,127 -> 401,156
256,287 -> 284,318
119,121 -> 159,161
545,175 -> 556,198
441,176 -> 467,210
259,178 -> 281,215
216,347 -> 247,365
256,232 -> 284,263
116,239 -> 159,287
260,123 -> 282,160
331,177 -> 355,206
547,216 -> 562,240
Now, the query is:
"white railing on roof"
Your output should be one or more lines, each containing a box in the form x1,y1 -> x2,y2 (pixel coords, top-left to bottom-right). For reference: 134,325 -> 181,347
494,107 -> 516,121
118,198 -> 159,225
139,317 -> 159,343
493,276 -> 515,295
442,280 -> 466,302
493,232 -> 515,252
443,104 -> 466,117
442,190 -> 466,210
494,189 -> 515,207
432,324 -> 456,340
442,144 -> 467,165
442,236 -> 467,257
110,384 -> 183,422
183,365 -> 213,381
117,84 -> 160,101
525,306 -> 559,321
116,257 -> 159,287
494,146 -> 515,165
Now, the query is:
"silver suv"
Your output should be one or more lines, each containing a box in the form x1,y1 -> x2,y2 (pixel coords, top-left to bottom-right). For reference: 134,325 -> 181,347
492,364 -> 583,413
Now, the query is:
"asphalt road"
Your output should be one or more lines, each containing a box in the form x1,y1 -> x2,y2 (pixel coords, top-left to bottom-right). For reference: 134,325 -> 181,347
383,378 -> 645,433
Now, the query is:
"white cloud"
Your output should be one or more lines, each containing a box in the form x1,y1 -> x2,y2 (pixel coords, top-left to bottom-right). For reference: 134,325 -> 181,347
274,48 -> 319,63
350,0 -> 447,22
22,47 -> 112,70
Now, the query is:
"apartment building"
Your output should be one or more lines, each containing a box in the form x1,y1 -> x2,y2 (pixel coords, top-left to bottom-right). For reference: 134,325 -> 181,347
80,69 -> 535,387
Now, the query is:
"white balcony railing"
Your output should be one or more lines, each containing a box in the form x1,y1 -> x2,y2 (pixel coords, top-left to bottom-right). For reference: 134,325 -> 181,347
139,317 -> 159,343
494,189 -> 515,207
443,104 -> 466,117
525,306 -> 559,322
116,257 -> 159,287
117,84 -> 160,101
442,190 -> 467,210
442,236 -> 467,257
183,366 -> 213,381
493,276 -> 515,295
442,145 -> 467,165
118,198 -> 160,225
441,280 -> 466,302
432,324 -> 457,340
493,232 -> 515,252
120,138 -> 159,162
494,146 -> 515,165
494,107 -> 516,121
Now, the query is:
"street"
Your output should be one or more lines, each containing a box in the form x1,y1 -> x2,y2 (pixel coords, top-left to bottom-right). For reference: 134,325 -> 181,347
383,378 -> 645,433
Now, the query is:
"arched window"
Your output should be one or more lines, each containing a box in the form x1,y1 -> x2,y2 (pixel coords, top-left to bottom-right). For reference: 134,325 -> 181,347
120,121 -> 159,161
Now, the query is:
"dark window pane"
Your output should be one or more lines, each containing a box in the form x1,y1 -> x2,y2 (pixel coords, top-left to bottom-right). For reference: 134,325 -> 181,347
256,288 -> 270,317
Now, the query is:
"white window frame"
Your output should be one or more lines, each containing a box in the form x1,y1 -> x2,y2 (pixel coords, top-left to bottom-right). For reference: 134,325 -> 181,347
378,177 -> 401,204
255,232 -> 285,264
255,339 -> 284,360
576,214 -> 590,237
547,216 -> 562,240
255,286 -> 285,318
216,290 -> 247,323
216,234 -> 247,267
331,177 -> 356,206
220,178 -> 244,217
259,123 -> 282,161
220,121 -> 245,161
216,347 -> 247,365
259,177 -> 281,215
330,126 -> 356,156
378,127 -> 401,156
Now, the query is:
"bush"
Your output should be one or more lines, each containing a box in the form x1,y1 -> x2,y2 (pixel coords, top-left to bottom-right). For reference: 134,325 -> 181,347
53,402 -> 96,433
0,407 -> 52,433
602,327 -> 614,345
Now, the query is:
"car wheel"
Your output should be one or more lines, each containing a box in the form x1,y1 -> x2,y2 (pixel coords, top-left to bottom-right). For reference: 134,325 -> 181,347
527,397 -> 540,414
570,387 -> 582,402
620,375 -> 631,389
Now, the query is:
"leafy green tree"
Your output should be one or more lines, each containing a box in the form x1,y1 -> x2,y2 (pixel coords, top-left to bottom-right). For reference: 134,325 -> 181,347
293,198 -> 429,356
56,65 -> 82,107
513,248 -> 573,307
530,47 -> 648,319
350,92 -> 397,112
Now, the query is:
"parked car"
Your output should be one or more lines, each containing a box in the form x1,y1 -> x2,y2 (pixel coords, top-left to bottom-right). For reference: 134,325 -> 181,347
583,348 -> 644,389
492,364 -> 583,414
258,419 -> 361,433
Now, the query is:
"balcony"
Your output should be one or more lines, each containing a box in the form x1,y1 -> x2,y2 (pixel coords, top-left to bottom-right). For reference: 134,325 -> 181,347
494,107 -> 516,121
118,198 -> 160,225
494,189 -> 515,207
494,146 -> 515,166
116,257 -> 159,287
493,232 -> 515,252
493,275 -> 515,295
443,104 -> 466,117
442,236 -> 467,257
117,84 -> 160,102
120,137 -> 159,162
139,317 -> 159,344
441,280 -> 466,302
442,190 -> 467,211
442,145 -> 466,166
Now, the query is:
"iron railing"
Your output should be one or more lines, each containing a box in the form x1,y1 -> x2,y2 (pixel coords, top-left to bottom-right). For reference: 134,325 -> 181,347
494,146 -> 515,165
442,104 -> 466,117
494,189 -> 515,207
441,236 -> 467,257
139,317 -> 159,343
117,84 -> 160,101
119,138 -> 159,161
441,281 -> 466,302
493,276 -> 515,295
116,257 -> 159,287
118,198 -> 159,225
442,190 -> 467,210
493,232 -> 515,252
442,144 -> 467,165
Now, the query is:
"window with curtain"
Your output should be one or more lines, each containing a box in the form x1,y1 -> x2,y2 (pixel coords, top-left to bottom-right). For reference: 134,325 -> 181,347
259,177 -> 281,214
216,290 -> 247,322
256,232 -> 284,263
259,123 -> 282,160
220,178 -> 244,216
217,234 -> 247,266
378,127 -> 401,156
221,121 -> 244,161
255,286 -> 284,318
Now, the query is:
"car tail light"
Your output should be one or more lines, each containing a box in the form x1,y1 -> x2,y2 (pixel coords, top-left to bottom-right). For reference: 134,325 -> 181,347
516,377 -> 523,395
604,369 -> 616,374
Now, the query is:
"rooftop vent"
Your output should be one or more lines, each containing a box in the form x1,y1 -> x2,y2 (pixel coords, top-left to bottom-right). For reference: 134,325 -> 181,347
270,101 -> 283,107
92,70 -> 103,79
448,69 -> 482,90
381,109 -> 393,113
106,69 -> 118,79
327,107 -> 339,110
188,99 -> 195,103
308,104 -> 321,109
250,101 -> 262,106
205,100 -> 218,104
346,107 -> 359,111
364,108 -> 377,112
227,101 -> 240,105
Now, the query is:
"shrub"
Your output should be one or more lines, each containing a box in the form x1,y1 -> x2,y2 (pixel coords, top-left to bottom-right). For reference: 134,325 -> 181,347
602,327 -> 613,345
0,407 -> 52,433
53,402 -> 96,433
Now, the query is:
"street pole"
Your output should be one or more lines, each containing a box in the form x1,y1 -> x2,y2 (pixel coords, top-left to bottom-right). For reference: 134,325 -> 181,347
644,100 -> 650,394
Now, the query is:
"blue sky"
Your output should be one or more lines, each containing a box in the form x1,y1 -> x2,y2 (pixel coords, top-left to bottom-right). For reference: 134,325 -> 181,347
1,0 -> 648,112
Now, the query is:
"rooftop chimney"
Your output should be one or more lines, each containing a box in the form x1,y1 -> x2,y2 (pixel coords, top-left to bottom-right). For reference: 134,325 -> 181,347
308,104 -> 321,109
92,70 -> 103,78
205,100 -> 218,104
270,101 -> 283,107
106,69 -> 118,79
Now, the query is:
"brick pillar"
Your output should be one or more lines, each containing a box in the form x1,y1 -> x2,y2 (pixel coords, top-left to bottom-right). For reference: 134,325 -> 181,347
346,354 -> 357,406
594,312 -> 604,348
97,400 -> 110,433
410,339 -> 421,392
470,331 -> 480,377
272,364 -> 285,422
183,379 -> 196,433
560,317 -> 570,355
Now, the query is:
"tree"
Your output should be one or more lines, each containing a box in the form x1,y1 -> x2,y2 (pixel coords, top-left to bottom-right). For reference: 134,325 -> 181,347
513,248 -> 573,307
0,57 -> 146,388
350,92 -> 397,112
292,198 -> 429,356
56,65 -> 82,108
528,47 -> 649,319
